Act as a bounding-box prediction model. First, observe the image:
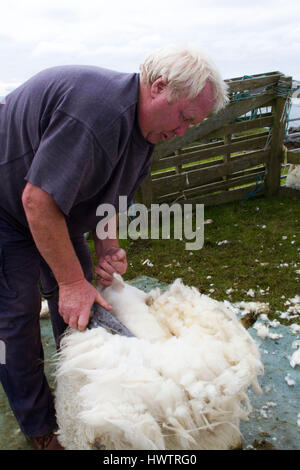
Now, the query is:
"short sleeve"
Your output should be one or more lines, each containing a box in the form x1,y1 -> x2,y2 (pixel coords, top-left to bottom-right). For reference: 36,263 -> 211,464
25,111 -> 110,215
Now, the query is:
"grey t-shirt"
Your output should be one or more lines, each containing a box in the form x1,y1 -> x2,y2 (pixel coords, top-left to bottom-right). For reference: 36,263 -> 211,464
0,65 -> 154,236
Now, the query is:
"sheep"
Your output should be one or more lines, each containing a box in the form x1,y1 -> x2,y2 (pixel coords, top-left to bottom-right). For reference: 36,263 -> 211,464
285,164 -> 300,190
54,275 -> 264,450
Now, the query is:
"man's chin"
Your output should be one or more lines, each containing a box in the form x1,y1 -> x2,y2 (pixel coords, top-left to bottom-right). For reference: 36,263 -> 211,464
146,135 -> 160,144
147,133 -> 168,144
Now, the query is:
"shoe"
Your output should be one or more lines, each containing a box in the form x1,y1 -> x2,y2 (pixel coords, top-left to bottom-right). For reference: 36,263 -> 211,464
26,432 -> 64,450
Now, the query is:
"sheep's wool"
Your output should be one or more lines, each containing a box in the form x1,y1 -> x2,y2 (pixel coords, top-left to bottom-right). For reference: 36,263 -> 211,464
55,276 -> 263,450
286,164 -> 300,190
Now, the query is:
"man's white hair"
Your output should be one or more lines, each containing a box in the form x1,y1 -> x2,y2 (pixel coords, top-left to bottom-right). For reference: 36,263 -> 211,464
139,45 -> 228,113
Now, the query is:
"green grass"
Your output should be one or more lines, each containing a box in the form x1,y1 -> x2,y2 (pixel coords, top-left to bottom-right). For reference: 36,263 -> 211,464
88,193 -> 300,325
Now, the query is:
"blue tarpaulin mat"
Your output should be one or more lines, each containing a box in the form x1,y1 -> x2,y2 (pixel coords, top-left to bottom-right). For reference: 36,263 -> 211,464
240,323 -> 299,450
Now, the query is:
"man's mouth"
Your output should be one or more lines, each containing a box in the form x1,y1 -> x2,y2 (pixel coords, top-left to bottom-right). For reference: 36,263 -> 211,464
160,132 -> 173,141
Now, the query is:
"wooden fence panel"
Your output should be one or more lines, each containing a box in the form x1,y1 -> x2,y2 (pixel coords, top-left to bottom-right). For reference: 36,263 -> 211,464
152,150 -> 269,198
157,169 -> 266,203
137,72 -> 293,208
152,133 -> 268,171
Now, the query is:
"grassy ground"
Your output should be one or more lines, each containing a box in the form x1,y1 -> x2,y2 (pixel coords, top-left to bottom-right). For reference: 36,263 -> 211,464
89,192 -> 299,325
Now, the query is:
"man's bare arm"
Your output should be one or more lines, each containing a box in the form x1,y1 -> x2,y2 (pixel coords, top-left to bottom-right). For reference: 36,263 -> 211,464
22,182 -> 111,330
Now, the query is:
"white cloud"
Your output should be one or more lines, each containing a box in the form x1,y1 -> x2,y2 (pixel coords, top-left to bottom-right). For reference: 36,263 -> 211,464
31,41 -> 88,58
0,80 -> 22,96
0,0 -> 299,90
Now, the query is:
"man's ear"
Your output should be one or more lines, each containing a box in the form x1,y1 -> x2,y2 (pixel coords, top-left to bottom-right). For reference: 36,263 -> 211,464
150,77 -> 168,99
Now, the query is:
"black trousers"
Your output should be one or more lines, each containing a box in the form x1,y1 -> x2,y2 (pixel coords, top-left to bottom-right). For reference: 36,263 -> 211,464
0,218 -> 93,437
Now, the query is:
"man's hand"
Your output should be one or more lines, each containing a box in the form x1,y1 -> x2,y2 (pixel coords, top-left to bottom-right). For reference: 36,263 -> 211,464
58,278 -> 112,331
95,247 -> 128,286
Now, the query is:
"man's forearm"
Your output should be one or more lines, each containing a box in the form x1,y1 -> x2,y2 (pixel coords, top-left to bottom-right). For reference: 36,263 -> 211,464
92,213 -> 119,259
22,183 -> 84,285
92,230 -> 119,259
92,214 -> 127,285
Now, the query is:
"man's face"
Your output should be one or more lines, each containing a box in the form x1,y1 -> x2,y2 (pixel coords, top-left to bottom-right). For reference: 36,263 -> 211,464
142,79 -> 215,144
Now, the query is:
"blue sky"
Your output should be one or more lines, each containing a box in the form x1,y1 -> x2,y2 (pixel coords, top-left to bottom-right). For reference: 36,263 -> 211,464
0,0 -> 299,95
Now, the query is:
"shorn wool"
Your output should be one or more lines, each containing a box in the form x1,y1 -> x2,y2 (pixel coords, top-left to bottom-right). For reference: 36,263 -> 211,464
54,275 -> 264,450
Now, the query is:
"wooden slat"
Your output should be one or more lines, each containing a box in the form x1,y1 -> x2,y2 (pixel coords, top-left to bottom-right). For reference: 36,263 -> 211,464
159,167 -> 265,202
152,149 -> 269,198
175,184 -> 265,207
172,129 -> 270,157
266,76 -> 293,195
225,72 -> 281,93
174,139 -> 227,155
157,156 -> 224,176
227,71 -> 280,82
202,114 -> 273,141
153,153 -> 266,179
228,165 -> 265,180
151,168 -> 177,179
153,94 -> 275,160
157,170 -> 265,203
173,114 -> 273,152
152,152 -> 265,182
223,134 -> 231,190
152,134 -> 268,171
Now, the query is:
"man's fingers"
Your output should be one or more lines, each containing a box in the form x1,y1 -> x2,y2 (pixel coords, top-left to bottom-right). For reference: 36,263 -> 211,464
58,278 -> 110,332
95,265 -> 114,282
95,247 -> 128,286
104,249 -> 127,274
77,309 -> 91,332
99,259 -> 116,274
110,248 -> 126,262
115,259 -> 127,274
94,290 -> 112,311
68,316 -> 79,330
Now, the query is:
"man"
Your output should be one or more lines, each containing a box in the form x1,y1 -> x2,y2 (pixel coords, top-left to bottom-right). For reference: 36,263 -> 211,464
0,46 -> 228,449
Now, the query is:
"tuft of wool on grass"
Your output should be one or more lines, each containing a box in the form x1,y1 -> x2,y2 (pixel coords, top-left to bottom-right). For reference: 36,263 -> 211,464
54,276 -> 264,450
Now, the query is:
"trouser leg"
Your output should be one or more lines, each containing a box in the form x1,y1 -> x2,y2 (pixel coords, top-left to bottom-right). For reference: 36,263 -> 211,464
39,261 -> 67,351
0,221 -> 94,437
0,223 -> 57,437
